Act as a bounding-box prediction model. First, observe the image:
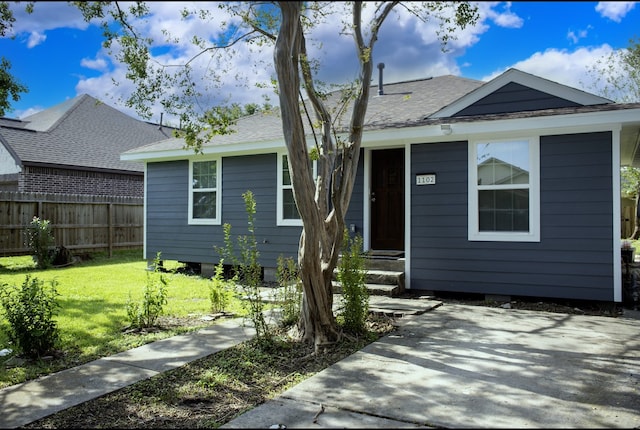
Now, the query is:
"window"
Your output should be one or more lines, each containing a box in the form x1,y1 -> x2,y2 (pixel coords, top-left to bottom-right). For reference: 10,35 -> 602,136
468,137 -> 539,241
189,159 -> 221,224
277,153 -> 316,226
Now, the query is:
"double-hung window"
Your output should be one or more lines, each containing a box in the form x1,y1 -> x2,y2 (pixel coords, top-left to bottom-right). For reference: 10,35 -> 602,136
468,137 -> 540,241
277,153 -> 316,226
189,159 -> 221,224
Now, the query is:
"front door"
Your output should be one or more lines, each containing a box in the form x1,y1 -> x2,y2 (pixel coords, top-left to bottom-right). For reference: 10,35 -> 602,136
371,148 -> 404,251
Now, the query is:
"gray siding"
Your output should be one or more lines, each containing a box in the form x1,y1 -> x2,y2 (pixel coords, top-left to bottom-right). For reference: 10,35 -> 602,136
345,150 -> 365,239
454,82 -> 581,117
146,154 -> 302,267
410,132 -> 614,301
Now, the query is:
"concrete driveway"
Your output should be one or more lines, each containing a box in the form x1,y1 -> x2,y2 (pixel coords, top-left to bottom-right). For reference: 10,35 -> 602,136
223,302 -> 640,428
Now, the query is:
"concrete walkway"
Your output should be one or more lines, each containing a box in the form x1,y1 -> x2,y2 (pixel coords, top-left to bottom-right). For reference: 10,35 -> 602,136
223,303 -> 640,429
0,318 -> 256,429
1,296 -> 639,429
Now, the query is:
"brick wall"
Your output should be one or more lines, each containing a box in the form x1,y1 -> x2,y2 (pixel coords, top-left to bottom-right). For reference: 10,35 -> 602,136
18,166 -> 143,197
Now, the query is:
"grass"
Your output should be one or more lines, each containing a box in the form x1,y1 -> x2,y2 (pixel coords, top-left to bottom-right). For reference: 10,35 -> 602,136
0,249 -> 245,390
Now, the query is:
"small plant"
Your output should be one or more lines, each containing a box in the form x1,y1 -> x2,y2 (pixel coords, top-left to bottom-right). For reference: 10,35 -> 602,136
126,252 -> 169,330
209,261 -> 234,313
0,275 -> 61,358
337,229 -> 369,334
24,216 -> 56,269
275,255 -> 302,327
215,191 -> 271,341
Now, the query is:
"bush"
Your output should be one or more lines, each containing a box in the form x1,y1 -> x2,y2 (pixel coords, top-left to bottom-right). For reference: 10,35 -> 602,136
0,275 -> 61,358
275,255 -> 302,327
337,230 -> 369,334
126,253 -> 169,329
24,216 -> 56,269
209,261 -> 235,313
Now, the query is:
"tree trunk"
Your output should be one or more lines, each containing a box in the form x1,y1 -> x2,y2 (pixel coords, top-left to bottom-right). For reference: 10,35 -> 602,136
297,229 -> 340,349
274,2 -> 340,349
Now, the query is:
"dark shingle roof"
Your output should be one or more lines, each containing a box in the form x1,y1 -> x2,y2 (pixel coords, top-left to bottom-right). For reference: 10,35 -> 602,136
0,94 -> 174,172
124,75 -> 485,155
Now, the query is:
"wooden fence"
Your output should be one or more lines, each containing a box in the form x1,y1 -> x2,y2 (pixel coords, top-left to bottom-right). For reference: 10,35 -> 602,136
0,192 -> 143,257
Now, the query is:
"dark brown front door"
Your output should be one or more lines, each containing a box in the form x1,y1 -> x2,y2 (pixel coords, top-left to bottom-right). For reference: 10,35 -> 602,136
371,148 -> 404,250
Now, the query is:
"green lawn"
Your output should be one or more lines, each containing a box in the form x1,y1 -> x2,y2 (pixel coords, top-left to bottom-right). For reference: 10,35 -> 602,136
0,249 -> 243,390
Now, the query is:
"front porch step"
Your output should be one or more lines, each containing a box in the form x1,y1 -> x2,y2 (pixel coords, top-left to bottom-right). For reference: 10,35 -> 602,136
332,280 -> 402,297
333,253 -> 406,297
332,268 -> 405,297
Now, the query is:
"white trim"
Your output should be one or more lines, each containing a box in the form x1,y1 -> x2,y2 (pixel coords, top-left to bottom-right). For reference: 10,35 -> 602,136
143,162 -> 147,258
121,108 -> 640,164
613,126 -> 622,302
404,142 -> 411,289
277,152 -> 303,227
276,151 -> 318,226
188,157 -> 222,225
431,68 -> 612,119
363,149 -> 371,251
468,136 -> 540,242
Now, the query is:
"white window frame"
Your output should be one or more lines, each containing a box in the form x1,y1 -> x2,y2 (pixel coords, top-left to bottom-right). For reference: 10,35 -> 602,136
277,152 -> 317,226
188,158 -> 222,225
468,136 -> 540,242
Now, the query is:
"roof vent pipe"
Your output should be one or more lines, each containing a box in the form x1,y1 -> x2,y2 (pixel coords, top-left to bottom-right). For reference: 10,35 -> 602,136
377,63 -> 385,95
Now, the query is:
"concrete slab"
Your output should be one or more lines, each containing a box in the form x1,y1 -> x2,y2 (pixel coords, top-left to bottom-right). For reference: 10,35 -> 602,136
222,397 -> 432,428
103,318 -> 256,372
223,303 -> 640,429
0,317 -> 256,429
0,359 -> 157,428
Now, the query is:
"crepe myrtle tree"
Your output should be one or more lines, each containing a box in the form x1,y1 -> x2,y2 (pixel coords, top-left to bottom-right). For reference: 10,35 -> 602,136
70,1 -> 478,350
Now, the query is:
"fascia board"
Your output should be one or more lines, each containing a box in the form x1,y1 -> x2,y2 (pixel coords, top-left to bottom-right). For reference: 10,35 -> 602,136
121,139 -> 287,162
360,108 -> 640,146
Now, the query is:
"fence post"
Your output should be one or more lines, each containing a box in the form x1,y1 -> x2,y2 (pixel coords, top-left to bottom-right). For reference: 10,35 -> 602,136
108,203 -> 113,258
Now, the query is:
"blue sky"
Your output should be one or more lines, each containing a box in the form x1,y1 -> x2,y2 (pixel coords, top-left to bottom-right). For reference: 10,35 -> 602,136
1,1 -> 638,124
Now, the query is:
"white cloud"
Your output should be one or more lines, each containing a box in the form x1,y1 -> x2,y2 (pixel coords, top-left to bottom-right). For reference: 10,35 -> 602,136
595,1 -> 636,22
80,57 -> 109,72
567,26 -> 592,44
481,44 -> 616,95
7,2 -> 89,36
26,31 -> 46,48
485,1 -> 524,28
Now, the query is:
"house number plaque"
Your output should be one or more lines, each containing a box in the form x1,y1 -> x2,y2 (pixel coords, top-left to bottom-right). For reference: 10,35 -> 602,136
416,173 -> 436,185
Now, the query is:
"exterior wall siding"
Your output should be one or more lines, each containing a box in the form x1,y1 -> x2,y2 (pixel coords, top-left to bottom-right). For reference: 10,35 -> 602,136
145,154 -> 302,268
18,166 -> 143,197
410,132 -> 614,301
344,150 -> 365,239
454,83 -> 581,116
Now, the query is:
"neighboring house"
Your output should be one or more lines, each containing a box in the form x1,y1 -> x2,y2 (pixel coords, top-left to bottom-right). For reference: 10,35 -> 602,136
0,94 -> 174,197
122,68 -> 640,304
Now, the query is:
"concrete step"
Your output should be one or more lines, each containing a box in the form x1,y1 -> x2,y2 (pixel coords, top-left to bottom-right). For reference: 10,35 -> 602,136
334,255 -> 406,297
332,280 -> 401,297
364,257 -> 405,272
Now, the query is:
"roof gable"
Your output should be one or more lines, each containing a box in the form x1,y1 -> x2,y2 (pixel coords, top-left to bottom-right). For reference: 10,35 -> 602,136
430,68 -> 613,119
0,94 -> 175,172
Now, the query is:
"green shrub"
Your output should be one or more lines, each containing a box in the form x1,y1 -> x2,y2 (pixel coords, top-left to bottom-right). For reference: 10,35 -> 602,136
0,275 -> 61,358
209,261 -> 235,313
126,253 -> 169,329
275,255 -> 302,327
216,191 -> 271,341
337,230 -> 369,334
24,216 -> 56,269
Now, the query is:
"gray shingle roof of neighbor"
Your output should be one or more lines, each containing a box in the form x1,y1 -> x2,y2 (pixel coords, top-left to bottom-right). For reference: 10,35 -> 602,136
123,74 -> 486,155
0,94 -> 174,173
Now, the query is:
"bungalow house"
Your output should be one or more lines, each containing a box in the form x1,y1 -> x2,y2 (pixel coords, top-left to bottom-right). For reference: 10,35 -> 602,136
121,68 -> 640,304
0,94 -> 174,197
